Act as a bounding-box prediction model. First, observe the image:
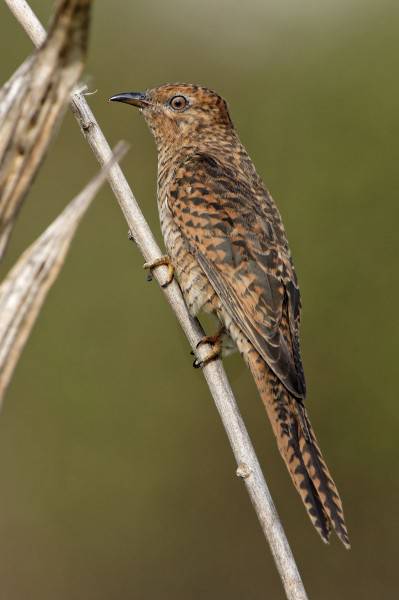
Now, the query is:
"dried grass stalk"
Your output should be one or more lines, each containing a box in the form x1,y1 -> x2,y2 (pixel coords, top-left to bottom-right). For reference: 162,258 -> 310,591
0,0 -> 92,260
0,141 -> 128,406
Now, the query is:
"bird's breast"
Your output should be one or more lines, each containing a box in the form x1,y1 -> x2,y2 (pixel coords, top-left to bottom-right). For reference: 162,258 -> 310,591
158,190 -> 217,317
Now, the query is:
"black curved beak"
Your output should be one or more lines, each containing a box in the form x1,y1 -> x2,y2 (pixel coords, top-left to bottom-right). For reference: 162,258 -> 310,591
109,92 -> 150,108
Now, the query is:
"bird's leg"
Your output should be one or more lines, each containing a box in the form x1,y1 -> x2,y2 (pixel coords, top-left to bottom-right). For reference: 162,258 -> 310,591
192,327 -> 225,369
143,255 -> 175,288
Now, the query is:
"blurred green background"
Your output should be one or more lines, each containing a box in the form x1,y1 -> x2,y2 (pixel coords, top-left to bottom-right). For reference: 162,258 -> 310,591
0,0 -> 398,598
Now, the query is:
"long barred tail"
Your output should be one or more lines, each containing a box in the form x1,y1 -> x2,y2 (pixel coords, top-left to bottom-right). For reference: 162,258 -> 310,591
248,350 -> 350,548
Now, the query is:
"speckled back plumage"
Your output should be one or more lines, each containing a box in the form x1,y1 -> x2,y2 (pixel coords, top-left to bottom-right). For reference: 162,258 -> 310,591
119,83 -> 349,547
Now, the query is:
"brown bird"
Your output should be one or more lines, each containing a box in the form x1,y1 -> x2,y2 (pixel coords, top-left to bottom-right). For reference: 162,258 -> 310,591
110,83 -> 350,548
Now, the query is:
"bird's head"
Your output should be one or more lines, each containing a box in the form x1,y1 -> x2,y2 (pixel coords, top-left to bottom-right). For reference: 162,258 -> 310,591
109,83 -> 234,148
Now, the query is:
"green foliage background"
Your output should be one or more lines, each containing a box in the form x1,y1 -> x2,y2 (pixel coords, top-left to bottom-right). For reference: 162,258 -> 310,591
0,1 -> 397,598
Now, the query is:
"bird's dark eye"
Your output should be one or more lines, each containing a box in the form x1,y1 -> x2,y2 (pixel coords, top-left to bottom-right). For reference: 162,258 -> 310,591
169,95 -> 188,111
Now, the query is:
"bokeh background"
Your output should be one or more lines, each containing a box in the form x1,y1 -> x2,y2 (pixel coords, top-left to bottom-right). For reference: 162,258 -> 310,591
0,0 -> 398,598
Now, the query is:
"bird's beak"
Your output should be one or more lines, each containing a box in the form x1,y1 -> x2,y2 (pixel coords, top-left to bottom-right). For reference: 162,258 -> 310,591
109,92 -> 150,108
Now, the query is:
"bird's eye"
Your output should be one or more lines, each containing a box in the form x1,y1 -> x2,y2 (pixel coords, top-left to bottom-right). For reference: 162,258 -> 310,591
169,95 -> 188,111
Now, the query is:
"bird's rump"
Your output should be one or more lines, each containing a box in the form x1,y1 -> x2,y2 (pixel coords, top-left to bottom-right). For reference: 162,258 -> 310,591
168,152 -> 306,398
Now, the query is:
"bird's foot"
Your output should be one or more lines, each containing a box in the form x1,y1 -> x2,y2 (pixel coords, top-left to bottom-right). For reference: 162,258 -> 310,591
192,328 -> 225,368
143,255 -> 174,288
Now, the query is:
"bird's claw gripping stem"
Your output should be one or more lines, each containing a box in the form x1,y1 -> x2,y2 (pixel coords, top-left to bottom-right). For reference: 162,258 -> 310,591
192,328 -> 225,369
143,255 -> 174,288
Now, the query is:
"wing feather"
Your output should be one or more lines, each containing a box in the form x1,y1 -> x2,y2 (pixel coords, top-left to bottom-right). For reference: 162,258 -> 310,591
169,153 -> 306,398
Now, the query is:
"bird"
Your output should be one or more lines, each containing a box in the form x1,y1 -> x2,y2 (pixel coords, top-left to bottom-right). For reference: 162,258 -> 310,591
110,83 -> 350,548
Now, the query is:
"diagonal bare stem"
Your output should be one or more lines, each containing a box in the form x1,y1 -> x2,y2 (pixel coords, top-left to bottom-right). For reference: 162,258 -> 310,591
0,141 -> 128,405
4,1 -> 309,597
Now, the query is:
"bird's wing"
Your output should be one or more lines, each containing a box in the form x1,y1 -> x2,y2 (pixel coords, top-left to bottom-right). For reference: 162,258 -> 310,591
168,153 -> 306,398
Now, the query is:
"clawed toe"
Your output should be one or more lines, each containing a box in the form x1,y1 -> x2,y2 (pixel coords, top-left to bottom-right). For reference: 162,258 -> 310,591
192,328 -> 225,369
192,347 -> 221,369
143,255 -> 175,288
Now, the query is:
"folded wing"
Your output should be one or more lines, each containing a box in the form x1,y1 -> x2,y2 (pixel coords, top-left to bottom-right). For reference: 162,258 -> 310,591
168,153 -> 306,398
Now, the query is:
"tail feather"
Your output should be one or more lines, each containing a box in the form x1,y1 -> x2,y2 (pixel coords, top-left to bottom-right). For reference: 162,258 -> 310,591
287,402 -> 332,544
248,351 -> 350,548
294,402 -> 350,548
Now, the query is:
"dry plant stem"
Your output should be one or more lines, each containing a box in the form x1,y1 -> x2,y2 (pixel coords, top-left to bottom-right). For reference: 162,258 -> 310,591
5,2 -> 308,598
0,0 -> 91,260
0,141 -> 128,405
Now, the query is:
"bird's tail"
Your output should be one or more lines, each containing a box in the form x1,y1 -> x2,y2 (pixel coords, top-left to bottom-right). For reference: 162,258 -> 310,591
247,350 -> 350,548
